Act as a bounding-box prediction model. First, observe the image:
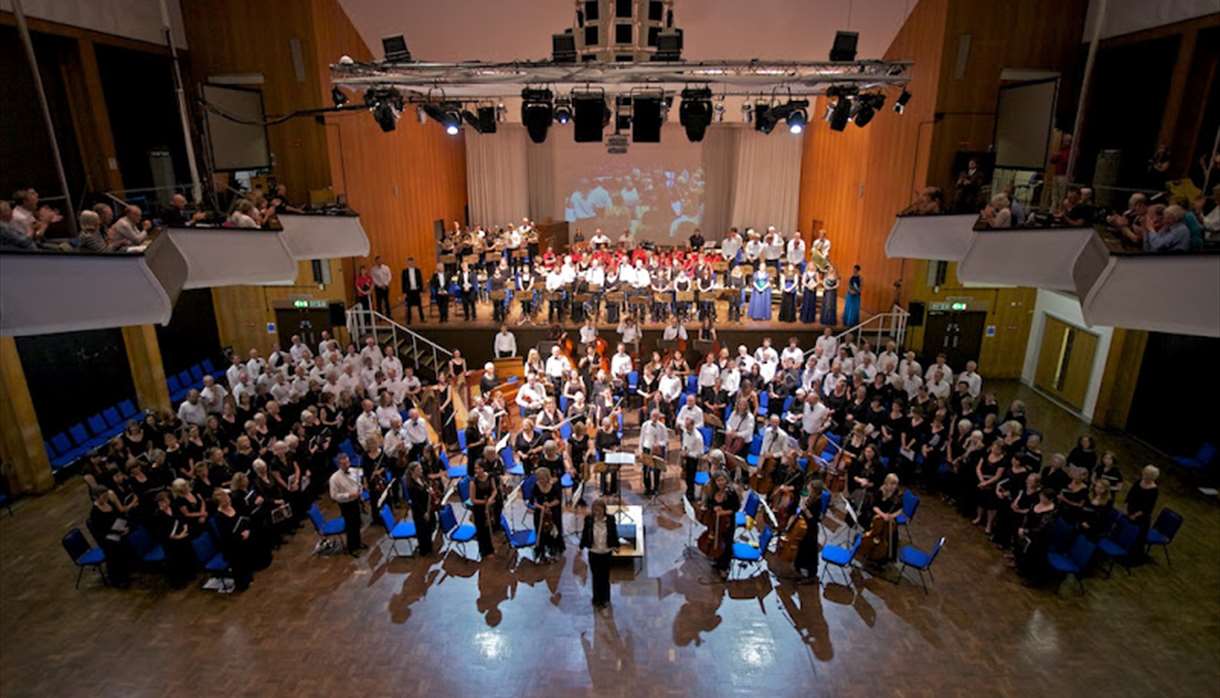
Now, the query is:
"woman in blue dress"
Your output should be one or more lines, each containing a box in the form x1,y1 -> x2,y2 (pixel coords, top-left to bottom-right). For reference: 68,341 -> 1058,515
799,267 -> 819,323
820,266 -> 839,326
748,268 -> 773,321
843,265 -> 862,327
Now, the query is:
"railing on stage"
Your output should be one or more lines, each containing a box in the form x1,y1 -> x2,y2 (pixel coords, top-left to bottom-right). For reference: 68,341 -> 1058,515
805,304 -> 910,359
346,306 -> 453,374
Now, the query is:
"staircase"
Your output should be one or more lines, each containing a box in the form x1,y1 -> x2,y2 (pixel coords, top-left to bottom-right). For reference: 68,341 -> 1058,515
346,307 -> 453,378
806,305 -> 911,358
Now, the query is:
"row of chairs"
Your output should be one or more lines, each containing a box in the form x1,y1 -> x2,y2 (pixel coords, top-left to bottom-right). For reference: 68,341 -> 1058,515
62,518 -> 235,591
1047,508 -> 1184,593
167,357 -> 226,403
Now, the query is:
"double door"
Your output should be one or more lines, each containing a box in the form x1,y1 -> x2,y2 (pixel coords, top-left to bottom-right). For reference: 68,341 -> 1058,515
923,310 -> 986,369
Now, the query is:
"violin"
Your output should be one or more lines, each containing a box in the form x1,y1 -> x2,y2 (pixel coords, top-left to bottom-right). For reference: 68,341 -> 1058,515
594,336 -> 610,373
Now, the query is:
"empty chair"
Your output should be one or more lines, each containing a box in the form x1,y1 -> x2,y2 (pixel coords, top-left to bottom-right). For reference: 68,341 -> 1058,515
49,433 -> 85,470
685,374 -> 698,395
456,429 -> 467,452
438,504 -> 477,559
895,489 -> 920,543
69,423 -> 105,451
117,399 -> 138,419
177,370 -> 193,389
730,526 -> 774,578
87,414 -> 115,442
441,449 -> 465,478
190,531 -> 232,590
897,537 -> 945,593
500,513 -> 538,567
820,533 -> 863,586
699,426 -> 714,450
307,503 -> 346,552
126,525 -> 166,565
1173,442 -> 1216,475
189,364 -> 205,382
167,375 -> 185,401
102,406 -> 123,429
63,528 -> 107,588
201,358 -> 221,377
736,490 -> 761,528
1145,508 -> 1183,566
1047,534 -> 1096,594
503,448 -> 524,477
378,504 -> 418,557
1097,517 -> 1140,577
560,422 -> 572,441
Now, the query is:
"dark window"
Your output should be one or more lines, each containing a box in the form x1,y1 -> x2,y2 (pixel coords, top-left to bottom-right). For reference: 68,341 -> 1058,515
615,23 -> 633,44
584,1 -> 599,21
648,1 -> 664,21
616,0 -> 633,18
585,25 -> 600,46
647,26 -> 660,47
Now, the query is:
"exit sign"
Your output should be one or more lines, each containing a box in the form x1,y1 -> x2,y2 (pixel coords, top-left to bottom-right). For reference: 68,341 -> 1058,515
292,299 -> 328,309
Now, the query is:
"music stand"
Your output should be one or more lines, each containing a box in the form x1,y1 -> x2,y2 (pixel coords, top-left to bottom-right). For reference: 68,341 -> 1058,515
640,452 -> 667,506
681,494 -> 702,559
605,451 -> 635,523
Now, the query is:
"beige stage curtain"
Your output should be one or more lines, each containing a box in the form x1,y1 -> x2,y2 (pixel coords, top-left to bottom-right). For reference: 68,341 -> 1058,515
726,126 -> 804,234
525,136 -> 556,223
465,124 -> 529,226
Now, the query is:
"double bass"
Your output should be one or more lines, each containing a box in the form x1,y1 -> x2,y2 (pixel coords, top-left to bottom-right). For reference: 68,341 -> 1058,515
698,488 -> 735,560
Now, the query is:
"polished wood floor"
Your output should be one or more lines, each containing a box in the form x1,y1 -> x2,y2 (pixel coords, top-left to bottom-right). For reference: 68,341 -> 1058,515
2,382 -> 1217,698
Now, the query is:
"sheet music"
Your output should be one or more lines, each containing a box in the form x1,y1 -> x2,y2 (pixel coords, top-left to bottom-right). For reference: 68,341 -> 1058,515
605,451 -> 635,465
682,495 -> 700,524
494,432 -> 511,452
376,478 -> 396,510
504,481 -> 523,506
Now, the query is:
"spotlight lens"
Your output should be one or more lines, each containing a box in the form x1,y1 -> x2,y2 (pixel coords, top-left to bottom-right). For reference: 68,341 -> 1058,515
789,123 -> 803,134
446,124 -> 459,135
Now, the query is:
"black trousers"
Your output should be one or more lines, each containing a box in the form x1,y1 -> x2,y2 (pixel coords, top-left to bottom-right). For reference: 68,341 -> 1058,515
472,504 -> 495,556
642,447 -> 663,494
435,295 -> 449,322
404,291 -> 423,323
589,550 -> 612,605
374,286 -> 391,315
600,466 -> 619,495
415,515 -> 435,555
683,456 -> 699,501
462,292 -> 477,319
339,499 -> 362,551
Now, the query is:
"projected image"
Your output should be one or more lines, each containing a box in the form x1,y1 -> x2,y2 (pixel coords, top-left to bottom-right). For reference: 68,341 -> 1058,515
564,166 -> 704,241
554,126 -> 705,243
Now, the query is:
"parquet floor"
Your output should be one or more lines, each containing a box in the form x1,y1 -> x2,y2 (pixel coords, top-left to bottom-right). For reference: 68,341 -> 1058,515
1,383 -> 1217,698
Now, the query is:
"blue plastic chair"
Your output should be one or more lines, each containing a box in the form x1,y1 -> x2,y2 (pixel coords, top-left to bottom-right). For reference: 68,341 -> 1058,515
438,504 -> 477,559
1097,517 -> 1140,577
379,504 -> 418,557
1048,517 -> 1076,554
456,429 -> 468,452
685,374 -> 698,395
1145,508 -> 1183,566
50,433 -> 85,469
699,426 -> 714,450
1174,442 -> 1216,474
456,477 -> 471,505
694,470 -> 710,488
189,364 -> 205,383
443,449 -> 465,478
522,475 -> 538,514
559,396 -> 570,414
63,528 -> 107,588
118,399 -> 138,419
126,526 -> 166,565
820,533 -> 863,586
560,422 -> 572,441
307,503 -> 346,547
895,489 -> 920,543
87,414 -> 114,442
503,447 -> 524,477
190,531 -> 232,589
69,423 -> 104,451
102,407 -> 123,429
500,513 -> 537,567
757,392 -> 769,416
897,537 -> 945,593
736,490 -> 760,527
201,358 -> 221,377
1047,534 -> 1096,594
177,370 -> 193,389
730,526 -> 774,578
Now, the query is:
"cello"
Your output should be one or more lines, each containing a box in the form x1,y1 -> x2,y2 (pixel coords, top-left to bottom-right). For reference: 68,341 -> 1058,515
749,454 -> 778,498
697,488 -> 734,560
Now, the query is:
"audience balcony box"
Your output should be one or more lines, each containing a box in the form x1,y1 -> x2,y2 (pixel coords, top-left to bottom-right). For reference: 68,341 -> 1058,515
0,244 -> 185,336
1082,250 -> 1220,338
151,224 -> 298,289
885,213 -> 979,262
957,225 -> 1110,296
277,211 -> 369,261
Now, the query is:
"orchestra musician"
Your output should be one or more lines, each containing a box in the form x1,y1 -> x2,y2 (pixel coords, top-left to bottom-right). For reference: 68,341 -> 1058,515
790,479 -> 825,581
469,461 -> 499,558
701,471 -> 740,576
580,497 -> 620,610
405,462 -> 436,556
639,409 -> 669,497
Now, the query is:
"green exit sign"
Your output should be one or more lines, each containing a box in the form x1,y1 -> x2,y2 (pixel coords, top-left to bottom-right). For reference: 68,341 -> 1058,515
950,302 -> 968,311
292,299 -> 328,309
293,299 -> 309,309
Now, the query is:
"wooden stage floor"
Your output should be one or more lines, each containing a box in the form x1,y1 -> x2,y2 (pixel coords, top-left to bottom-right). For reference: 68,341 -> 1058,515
1,382 -> 1217,697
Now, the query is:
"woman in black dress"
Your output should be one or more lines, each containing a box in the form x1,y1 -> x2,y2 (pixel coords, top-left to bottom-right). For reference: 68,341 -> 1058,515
1125,465 -> 1160,557
595,417 -> 622,495
973,440 -> 1008,535
530,467 -> 565,561
778,265 -> 799,322
150,490 -> 194,587
171,478 -> 208,537
791,480 -> 825,581
997,471 -> 1039,551
1014,488 -> 1057,581
1067,435 -> 1098,472
1093,450 -> 1123,493
406,463 -> 437,556
865,474 -> 903,564
1080,478 -> 1114,542
87,488 -> 132,587
469,462 -> 499,558
1057,466 -> 1090,526
212,489 -> 254,591
567,421 -> 591,485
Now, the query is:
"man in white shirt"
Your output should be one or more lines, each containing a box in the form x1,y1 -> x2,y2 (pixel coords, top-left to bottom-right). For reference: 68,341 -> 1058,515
721,362 -> 741,396
697,355 -> 719,391
924,353 -> 952,383
762,228 -> 784,270
903,365 -> 924,400
225,356 -> 244,391
494,326 -> 518,358
328,453 -> 364,554
661,319 -> 687,344
638,410 -> 669,496
177,390 -> 207,427
814,328 -> 838,360
899,351 -> 922,381
269,373 -> 293,406
355,399 -> 381,450
958,360 -> 983,398
232,373 -> 255,404
375,393 -> 400,430
736,345 -> 756,373
610,343 -> 633,384
658,366 -> 684,420
199,376 -> 228,414
590,229 -> 611,248
721,228 -> 743,263
383,416 -> 405,457
676,394 -> 704,429
800,392 -> 831,449
780,338 -> 804,366
244,349 -> 266,382
724,402 -> 755,455
516,376 -> 545,417
926,369 -> 951,400
545,346 -> 570,391
617,318 -> 642,348
402,408 -> 429,461
822,365 -> 845,395
679,416 -> 706,500
759,415 -> 793,460
878,341 -> 900,375
371,256 -> 393,315
785,232 -> 806,266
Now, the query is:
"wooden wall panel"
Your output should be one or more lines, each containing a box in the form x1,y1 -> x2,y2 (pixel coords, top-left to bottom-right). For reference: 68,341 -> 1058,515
796,0 -> 950,317
311,0 -> 468,292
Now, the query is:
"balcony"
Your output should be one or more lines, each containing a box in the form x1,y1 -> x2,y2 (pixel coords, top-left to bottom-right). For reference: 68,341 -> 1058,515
0,244 -> 185,337
278,211 -> 369,261
957,226 -> 1110,295
155,226 -> 297,289
884,213 -> 978,262
1082,251 -> 1220,338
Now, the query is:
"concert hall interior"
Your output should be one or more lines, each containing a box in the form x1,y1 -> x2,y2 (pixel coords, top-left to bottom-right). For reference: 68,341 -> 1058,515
3,1 -> 1220,696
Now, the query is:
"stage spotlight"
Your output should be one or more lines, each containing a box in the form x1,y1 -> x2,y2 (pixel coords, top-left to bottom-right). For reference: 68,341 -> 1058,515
827,95 -> 852,132
787,105 -> 808,134
366,89 -> 403,132
442,108 -> 462,135
461,109 -> 481,132
573,90 -> 610,142
331,86 -> 348,107
521,88 -> 554,143
679,87 -> 712,142
851,94 -> 885,127
632,92 -> 665,142
754,102 -> 777,134
477,106 -> 497,133
894,89 -> 912,114
554,97 -> 573,125
422,102 -> 462,134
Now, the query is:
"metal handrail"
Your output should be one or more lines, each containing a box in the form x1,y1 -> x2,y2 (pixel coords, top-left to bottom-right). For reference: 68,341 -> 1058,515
346,306 -> 453,372
805,304 -> 910,359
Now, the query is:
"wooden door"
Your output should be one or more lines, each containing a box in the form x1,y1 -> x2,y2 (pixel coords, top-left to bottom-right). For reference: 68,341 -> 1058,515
1034,315 -> 1099,411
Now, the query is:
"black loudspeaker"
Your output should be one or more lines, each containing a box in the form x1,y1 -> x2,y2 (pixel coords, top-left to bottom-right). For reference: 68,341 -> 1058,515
552,31 -> 576,63
329,301 -> 347,327
574,95 -> 608,142
632,96 -> 663,142
908,301 -> 925,327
